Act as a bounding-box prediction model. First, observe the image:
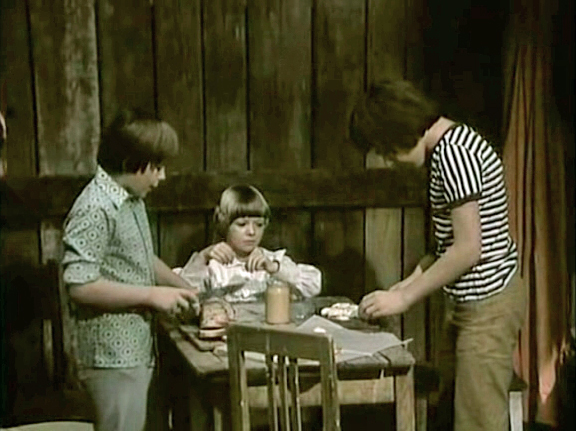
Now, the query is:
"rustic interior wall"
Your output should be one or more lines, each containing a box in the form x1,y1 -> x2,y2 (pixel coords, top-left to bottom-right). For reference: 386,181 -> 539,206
0,0 -> 513,422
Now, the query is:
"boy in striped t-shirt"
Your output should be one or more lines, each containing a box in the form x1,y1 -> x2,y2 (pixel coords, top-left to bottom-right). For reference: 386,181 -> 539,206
350,80 -> 526,431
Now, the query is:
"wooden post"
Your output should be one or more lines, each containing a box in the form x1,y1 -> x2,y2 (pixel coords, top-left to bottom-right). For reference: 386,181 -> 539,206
204,0 -> 248,172
154,0 -> 207,267
1,0 -> 37,178
29,0 -> 100,177
248,0 -> 313,262
97,0 -> 155,126
365,0 -> 407,337
312,0 -> 366,300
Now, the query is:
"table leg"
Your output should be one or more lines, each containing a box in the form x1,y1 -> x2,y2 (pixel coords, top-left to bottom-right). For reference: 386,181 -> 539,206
415,396 -> 428,431
213,406 -> 223,431
170,379 -> 212,431
209,383 -> 231,431
395,367 -> 416,431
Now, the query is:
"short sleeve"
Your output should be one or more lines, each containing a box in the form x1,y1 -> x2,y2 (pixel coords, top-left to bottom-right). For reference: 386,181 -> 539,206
62,207 -> 110,286
438,143 -> 482,205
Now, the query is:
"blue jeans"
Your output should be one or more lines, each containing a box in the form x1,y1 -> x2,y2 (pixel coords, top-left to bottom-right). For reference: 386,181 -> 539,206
435,271 -> 527,431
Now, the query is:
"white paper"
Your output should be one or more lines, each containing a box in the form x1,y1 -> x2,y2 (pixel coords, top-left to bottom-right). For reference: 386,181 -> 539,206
296,315 -> 409,363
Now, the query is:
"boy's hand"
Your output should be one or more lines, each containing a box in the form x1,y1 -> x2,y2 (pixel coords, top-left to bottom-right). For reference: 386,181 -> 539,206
358,289 -> 410,319
147,286 -> 198,315
245,248 -> 279,273
203,242 -> 236,264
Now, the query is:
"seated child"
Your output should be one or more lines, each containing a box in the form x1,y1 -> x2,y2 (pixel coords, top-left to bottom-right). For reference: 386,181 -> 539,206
179,184 -> 321,302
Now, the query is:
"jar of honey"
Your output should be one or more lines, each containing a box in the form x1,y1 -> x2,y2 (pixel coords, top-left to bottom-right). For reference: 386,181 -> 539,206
265,278 -> 291,324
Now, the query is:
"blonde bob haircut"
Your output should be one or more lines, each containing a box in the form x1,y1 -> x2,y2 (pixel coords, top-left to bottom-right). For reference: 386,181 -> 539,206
213,184 -> 271,240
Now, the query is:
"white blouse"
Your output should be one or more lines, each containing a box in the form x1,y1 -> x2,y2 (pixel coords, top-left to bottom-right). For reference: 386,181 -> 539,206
177,248 -> 321,302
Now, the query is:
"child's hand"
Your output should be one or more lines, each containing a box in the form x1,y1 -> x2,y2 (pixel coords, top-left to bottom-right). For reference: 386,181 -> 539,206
147,286 -> 198,316
358,289 -> 410,319
245,248 -> 279,273
203,242 -> 236,264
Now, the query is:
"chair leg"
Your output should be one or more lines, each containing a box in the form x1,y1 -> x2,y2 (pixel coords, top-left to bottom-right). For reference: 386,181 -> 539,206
509,390 -> 523,431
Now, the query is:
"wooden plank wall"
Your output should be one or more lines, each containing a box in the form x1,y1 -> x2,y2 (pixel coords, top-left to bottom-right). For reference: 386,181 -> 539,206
0,0 -> 432,398
313,0 -> 366,305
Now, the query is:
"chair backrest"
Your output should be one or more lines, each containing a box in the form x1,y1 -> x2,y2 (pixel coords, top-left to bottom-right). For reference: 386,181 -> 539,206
227,323 -> 341,431
1,260 -> 93,428
45,259 -> 81,391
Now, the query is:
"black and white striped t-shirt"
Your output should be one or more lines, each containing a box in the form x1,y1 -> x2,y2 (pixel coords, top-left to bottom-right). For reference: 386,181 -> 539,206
429,123 -> 518,302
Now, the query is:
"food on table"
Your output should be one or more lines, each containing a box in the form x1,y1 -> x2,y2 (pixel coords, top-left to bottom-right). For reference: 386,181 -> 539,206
320,303 -> 359,321
199,297 -> 236,339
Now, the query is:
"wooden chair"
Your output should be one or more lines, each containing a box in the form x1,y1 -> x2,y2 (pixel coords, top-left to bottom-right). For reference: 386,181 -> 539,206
227,323 -> 340,431
1,260 -> 94,428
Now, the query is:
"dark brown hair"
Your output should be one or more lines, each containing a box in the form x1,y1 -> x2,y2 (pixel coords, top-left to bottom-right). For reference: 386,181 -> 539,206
349,80 -> 439,158
97,108 -> 178,174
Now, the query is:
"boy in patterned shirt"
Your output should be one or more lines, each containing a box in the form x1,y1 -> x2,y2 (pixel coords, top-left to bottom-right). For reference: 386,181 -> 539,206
349,80 -> 526,431
61,109 -> 197,431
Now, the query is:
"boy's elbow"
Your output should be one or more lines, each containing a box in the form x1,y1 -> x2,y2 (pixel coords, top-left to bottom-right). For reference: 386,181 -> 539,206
453,239 -> 481,269
466,241 -> 482,268
68,282 -> 95,305
68,284 -> 84,304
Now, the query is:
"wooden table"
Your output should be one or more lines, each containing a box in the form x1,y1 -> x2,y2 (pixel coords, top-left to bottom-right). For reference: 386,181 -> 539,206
157,298 -> 416,431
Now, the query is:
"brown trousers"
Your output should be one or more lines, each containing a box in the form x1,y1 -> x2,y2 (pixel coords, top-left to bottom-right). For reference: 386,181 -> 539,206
435,271 -> 527,431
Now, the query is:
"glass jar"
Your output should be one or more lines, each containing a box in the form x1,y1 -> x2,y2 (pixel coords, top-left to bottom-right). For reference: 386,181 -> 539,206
265,278 -> 291,324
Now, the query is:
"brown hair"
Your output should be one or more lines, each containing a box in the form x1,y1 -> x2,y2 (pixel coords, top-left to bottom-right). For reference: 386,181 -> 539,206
97,108 -> 178,174
213,184 -> 271,241
349,80 -> 439,159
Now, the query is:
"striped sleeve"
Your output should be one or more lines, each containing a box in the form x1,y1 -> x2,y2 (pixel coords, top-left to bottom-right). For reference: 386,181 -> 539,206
438,143 -> 482,205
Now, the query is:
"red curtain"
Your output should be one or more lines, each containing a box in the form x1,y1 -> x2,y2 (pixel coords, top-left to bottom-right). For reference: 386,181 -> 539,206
502,0 -> 572,425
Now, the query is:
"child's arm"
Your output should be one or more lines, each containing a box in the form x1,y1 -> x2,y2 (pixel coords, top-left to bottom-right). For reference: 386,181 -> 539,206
389,253 -> 436,291
69,278 -> 197,314
63,207 -> 196,314
179,244 -> 220,289
400,200 -> 481,303
360,200 -> 481,318
179,242 -> 236,292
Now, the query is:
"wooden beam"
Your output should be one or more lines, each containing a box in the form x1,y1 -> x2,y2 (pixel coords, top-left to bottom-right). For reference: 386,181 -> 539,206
1,168 -> 426,218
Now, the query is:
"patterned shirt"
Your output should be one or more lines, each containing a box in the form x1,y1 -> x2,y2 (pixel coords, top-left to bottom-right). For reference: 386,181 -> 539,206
62,166 -> 156,368
429,124 -> 518,302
